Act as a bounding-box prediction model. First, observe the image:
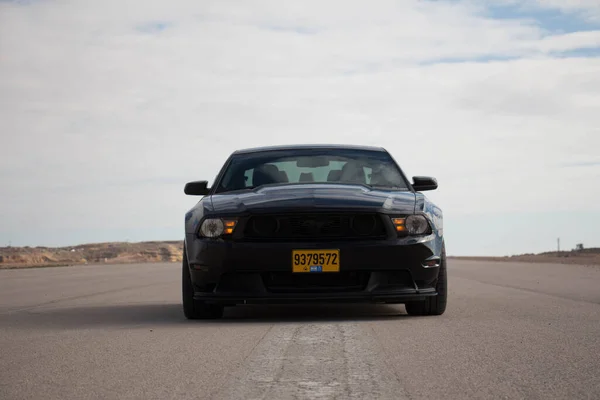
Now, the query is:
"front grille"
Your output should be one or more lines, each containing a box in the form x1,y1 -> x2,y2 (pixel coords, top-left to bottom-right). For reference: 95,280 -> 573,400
263,271 -> 370,293
243,213 -> 387,241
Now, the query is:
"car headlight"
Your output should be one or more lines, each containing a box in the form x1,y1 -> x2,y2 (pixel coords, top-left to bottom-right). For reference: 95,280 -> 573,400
405,215 -> 430,235
200,219 -> 224,238
199,218 -> 238,238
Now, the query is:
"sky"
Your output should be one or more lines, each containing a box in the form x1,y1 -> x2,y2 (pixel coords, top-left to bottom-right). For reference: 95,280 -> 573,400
0,0 -> 599,256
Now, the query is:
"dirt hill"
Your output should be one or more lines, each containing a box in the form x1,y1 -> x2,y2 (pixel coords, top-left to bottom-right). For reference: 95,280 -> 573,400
1,241 -> 598,269
0,241 -> 183,269
449,247 -> 600,266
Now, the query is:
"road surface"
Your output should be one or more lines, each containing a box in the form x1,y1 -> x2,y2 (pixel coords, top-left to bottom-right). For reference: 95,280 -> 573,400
1,260 -> 599,399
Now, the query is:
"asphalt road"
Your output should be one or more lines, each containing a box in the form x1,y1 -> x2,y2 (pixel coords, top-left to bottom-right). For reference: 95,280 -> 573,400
1,260 -> 599,400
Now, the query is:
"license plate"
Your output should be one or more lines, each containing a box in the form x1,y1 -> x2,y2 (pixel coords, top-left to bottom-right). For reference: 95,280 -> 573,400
292,249 -> 340,273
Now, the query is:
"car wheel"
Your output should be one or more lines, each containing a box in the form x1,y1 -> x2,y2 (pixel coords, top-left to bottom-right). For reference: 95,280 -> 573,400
182,244 -> 224,320
405,244 -> 447,316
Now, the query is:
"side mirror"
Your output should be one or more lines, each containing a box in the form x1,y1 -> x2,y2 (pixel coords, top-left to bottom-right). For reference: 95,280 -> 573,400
412,176 -> 438,191
184,180 -> 209,195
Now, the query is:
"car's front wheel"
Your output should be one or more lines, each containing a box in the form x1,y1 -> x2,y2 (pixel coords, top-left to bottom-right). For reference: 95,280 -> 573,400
182,244 -> 224,320
405,244 -> 448,316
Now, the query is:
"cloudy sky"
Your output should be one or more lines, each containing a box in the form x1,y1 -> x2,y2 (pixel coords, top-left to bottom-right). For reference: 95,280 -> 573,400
1,0 -> 599,256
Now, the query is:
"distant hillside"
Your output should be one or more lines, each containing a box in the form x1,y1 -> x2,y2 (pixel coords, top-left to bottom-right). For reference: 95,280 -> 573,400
0,241 -> 183,269
1,241 -> 598,269
450,247 -> 600,266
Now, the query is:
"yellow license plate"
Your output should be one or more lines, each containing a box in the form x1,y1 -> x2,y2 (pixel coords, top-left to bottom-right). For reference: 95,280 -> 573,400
292,249 -> 340,273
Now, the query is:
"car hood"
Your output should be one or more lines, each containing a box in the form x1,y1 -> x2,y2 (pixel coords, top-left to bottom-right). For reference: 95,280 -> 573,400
209,184 -> 416,214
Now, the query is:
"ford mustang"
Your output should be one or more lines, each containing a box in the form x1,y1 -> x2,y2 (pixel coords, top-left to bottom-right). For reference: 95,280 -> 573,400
182,144 -> 446,319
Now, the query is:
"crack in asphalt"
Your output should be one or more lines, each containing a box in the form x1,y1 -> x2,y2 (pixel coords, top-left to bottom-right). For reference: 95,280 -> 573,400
0,281 -> 171,315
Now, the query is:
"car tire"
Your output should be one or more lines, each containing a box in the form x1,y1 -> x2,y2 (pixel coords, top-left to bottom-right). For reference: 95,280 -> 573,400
405,244 -> 447,316
182,244 -> 224,320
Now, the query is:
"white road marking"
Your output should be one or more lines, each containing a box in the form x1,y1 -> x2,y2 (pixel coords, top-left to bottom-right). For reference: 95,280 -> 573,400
214,322 -> 407,400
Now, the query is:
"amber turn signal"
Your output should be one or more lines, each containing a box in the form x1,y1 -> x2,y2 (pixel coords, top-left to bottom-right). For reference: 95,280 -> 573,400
391,218 -> 406,232
223,219 -> 237,235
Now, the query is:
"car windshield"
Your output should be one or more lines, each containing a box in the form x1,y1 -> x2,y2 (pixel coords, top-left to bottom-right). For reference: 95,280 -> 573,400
214,148 -> 409,193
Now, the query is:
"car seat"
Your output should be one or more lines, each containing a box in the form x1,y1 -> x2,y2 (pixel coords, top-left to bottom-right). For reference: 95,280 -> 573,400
340,162 -> 366,184
253,164 -> 281,186
299,172 -> 314,182
327,170 -> 342,182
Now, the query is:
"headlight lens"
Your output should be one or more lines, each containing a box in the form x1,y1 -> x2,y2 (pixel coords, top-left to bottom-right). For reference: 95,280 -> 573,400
200,218 -> 224,238
405,215 -> 430,235
199,218 -> 237,238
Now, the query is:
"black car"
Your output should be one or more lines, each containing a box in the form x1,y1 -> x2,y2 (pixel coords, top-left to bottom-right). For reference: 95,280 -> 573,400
182,144 -> 446,319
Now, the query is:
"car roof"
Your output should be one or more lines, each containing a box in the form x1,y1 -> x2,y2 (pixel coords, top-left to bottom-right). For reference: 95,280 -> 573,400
232,144 -> 387,155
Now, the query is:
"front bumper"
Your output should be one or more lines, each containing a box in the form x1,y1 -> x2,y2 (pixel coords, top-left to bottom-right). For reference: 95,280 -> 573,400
185,233 -> 443,305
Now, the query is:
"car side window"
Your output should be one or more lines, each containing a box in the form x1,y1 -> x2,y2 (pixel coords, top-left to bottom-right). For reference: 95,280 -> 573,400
244,169 -> 253,187
364,166 -> 372,184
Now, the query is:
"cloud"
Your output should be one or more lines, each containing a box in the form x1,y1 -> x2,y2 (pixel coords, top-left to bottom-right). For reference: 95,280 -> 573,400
136,21 -> 173,34
260,24 -> 321,35
0,0 -> 599,253
0,0 -> 40,5
560,161 -> 600,168
533,0 -> 600,21
483,0 -> 600,22
537,30 -> 600,52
